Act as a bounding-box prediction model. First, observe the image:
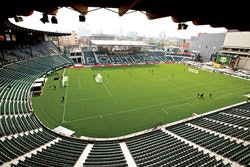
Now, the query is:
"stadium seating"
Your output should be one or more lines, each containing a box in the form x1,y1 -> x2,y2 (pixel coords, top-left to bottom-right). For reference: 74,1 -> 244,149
83,50 -> 191,65
0,41 -> 249,167
83,141 -> 127,166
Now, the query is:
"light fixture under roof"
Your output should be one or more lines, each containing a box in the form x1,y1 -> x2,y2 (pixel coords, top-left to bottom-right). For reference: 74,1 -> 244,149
177,23 -> 188,30
51,15 -> 58,24
79,14 -> 86,22
40,13 -> 49,24
14,16 -> 23,22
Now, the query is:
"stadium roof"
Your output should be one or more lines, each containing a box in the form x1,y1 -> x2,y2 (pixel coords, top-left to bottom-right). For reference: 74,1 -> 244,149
0,0 -> 249,31
91,40 -> 150,46
2,20 -> 71,36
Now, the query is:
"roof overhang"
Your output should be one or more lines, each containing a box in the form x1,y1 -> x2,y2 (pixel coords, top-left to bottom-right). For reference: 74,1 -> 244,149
0,0 -> 249,31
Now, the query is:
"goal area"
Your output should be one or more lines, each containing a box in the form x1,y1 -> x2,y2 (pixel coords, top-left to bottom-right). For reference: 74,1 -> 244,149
62,76 -> 68,87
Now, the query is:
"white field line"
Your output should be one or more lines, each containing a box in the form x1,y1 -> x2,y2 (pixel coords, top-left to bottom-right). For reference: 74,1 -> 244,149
63,97 -> 196,123
62,68 -> 250,123
66,77 -> 112,103
162,103 -> 195,115
62,76 -> 112,123
62,69 -> 70,123
162,108 -> 169,115
156,75 -> 194,95
66,76 -> 81,91
103,78 -> 112,96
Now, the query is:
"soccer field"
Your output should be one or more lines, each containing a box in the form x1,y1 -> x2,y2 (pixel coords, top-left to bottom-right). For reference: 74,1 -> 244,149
32,63 -> 250,138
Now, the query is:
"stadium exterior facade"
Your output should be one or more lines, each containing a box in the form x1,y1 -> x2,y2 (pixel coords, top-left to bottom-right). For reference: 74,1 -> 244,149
189,31 -> 250,71
189,33 -> 226,62
220,31 -> 250,70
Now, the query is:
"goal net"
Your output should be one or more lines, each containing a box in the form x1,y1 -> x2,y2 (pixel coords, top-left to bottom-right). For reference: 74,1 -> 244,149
95,73 -> 103,83
62,76 -> 69,87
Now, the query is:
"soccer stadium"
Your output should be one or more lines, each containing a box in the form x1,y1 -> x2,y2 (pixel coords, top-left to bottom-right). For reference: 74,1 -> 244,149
1,1 -> 250,167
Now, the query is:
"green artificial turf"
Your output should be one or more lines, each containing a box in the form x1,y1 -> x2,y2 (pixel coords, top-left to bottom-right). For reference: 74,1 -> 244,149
31,63 -> 250,138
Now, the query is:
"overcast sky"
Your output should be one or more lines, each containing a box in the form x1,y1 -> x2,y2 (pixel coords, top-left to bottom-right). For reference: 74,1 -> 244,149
10,7 -> 227,39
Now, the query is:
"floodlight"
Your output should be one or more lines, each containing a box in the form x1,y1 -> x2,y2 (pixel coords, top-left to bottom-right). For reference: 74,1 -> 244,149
79,14 -> 86,22
182,23 -> 188,30
177,23 -> 182,30
177,23 -> 188,30
51,16 -> 58,24
40,14 -> 49,24
14,16 -> 23,22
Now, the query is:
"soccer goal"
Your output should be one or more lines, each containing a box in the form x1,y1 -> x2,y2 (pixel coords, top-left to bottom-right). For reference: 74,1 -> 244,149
95,73 -> 103,83
62,76 -> 69,87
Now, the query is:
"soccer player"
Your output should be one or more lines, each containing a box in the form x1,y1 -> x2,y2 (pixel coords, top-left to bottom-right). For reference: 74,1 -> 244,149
61,96 -> 65,103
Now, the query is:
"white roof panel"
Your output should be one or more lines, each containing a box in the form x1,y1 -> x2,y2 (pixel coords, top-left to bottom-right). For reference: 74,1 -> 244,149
91,40 -> 149,46
53,126 -> 75,136
35,77 -> 45,83
32,82 -> 42,87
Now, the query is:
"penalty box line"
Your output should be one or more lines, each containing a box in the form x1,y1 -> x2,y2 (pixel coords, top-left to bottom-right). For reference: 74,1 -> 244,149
162,103 -> 195,115
62,69 -> 70,123
62,77 -> 112,123
63,97 -> 196,124
102,78 -> 112,97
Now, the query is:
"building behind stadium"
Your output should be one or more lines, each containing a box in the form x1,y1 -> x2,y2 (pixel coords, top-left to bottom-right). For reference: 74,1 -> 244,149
189,31 -> 250,71
56,31 -> 250,71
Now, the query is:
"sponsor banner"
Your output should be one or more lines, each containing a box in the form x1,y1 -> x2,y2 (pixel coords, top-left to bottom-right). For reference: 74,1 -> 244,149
216,56 -> 231,65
